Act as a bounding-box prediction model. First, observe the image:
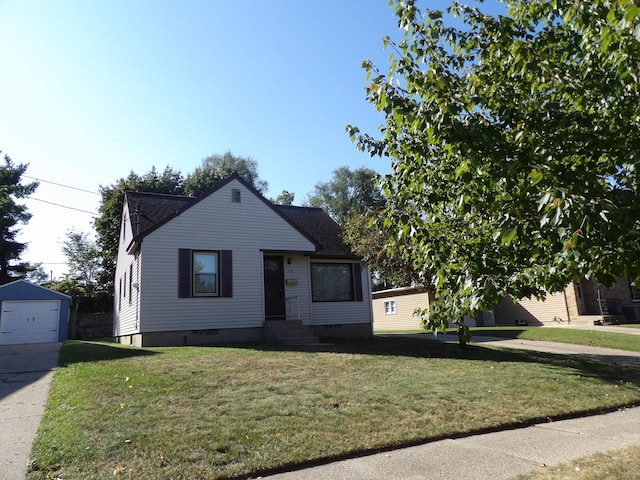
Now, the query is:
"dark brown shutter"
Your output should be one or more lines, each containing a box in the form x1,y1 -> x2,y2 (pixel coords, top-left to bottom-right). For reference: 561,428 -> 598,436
178,249 -> 191,298
220,250 -> 233,297
353,263 -> 363,302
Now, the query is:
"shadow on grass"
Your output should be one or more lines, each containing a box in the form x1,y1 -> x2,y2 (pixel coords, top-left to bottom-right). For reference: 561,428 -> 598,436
224,335 -> 640,389
58,340 -> 158,367
224,336 -> 640,479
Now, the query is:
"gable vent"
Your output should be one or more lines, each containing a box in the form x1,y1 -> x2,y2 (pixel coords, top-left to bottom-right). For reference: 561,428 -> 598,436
231,188 -> 241,203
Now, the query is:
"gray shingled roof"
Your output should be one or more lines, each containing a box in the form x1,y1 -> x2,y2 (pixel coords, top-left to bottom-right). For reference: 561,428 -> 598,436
274,205 -> 355,258
123,177 -> 355,258
125,191 -> 194,239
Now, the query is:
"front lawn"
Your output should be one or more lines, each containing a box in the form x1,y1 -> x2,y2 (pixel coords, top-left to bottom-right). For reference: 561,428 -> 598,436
377,326 -> 640,352
29,338 -> 640,479
512,445 -> 640,480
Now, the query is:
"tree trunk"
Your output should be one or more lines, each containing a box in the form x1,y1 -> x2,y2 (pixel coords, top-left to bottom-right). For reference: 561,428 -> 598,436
457,319 -> 467,349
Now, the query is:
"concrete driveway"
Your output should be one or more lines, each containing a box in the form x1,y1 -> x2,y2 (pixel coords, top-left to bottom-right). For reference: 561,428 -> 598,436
0,342 -> 62,480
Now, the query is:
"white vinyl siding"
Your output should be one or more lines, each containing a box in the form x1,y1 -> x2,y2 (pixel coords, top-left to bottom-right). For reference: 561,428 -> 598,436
137,180 -> 316,332
113,201 -> 141,336
113,255 -> 140,336
384,300 -> 396,315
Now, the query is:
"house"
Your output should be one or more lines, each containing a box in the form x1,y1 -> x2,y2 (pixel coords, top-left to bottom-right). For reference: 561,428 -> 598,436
493,277 -> 640,326
372,287 -> 432,331
113,174 -> 373,347
0,280 -> 71,345
375,276 -> 640,330
372,286 -> 495,331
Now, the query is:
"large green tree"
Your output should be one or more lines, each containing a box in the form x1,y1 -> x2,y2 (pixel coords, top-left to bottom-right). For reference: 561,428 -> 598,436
47,229 -> 110,312
184,151 -> 268,197
61,229 -> 103,295
305,166 -> 386,226
349,0 -> 640,342
94,166 -> 184,292
269,190 -> 295,205
342,210 -> 424,291
0,152 -> 39,284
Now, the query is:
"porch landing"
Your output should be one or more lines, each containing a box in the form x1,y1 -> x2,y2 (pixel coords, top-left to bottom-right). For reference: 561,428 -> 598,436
263,320 -> 319,345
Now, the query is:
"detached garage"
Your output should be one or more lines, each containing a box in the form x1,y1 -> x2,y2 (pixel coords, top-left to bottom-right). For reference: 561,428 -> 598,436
0,280 -> 71,345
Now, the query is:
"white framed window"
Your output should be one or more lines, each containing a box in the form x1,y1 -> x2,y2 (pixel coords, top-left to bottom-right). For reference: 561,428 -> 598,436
193,251 -> 219,296
179,249 -> 233,298
384,300 -> 397,315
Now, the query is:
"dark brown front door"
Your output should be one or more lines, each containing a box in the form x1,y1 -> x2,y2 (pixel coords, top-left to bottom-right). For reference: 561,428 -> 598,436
264,255 -> 285,320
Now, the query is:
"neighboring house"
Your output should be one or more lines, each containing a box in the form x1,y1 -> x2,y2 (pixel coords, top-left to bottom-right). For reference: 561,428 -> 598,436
373,276 -> 640,329
0,280 -> 71,345
494,277 -> 640,326
372,287 -> 432,331
372,286 -> 495,331
113,174 -> 373,347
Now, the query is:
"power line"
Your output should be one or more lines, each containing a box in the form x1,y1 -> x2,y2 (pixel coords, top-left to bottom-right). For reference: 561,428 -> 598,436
29,197 -> 98,215
23,175 -> 100,195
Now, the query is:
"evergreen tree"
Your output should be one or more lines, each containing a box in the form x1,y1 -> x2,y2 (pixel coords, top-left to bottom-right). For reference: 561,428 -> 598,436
0,152 -> 39,284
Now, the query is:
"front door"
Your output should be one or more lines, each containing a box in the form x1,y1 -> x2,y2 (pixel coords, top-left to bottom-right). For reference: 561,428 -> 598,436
264,255 -> 285,320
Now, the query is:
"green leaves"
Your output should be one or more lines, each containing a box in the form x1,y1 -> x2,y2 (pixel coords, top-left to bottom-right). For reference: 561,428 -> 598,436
350,0 -> 640,333
528,168 -> 544,185
501,227 -> 518,246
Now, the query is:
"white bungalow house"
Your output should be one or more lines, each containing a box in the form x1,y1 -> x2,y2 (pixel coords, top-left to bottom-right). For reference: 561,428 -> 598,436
113,174 -> 373,347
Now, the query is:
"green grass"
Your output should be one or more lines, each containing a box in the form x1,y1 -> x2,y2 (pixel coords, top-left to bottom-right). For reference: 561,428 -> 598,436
28,338 -> 640,480
512,445 -> 640,480
377,326 -> 640,352
468,327 -> 640,352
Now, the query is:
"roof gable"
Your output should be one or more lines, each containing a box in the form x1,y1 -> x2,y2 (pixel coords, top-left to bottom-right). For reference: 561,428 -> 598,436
122,173 -> 355,258
0,280 -> 72,299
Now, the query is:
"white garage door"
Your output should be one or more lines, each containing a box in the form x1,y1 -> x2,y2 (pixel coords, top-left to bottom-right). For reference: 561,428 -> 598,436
0,300 -> 60,345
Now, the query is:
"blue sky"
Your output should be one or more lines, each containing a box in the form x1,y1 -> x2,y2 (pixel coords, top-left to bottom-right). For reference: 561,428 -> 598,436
0,0 -> 501,280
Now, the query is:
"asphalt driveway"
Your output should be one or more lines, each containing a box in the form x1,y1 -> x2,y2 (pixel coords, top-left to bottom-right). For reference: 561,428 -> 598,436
0,342 -> 62,480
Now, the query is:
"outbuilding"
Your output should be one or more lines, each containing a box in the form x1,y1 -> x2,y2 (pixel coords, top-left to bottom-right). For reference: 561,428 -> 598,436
0,280 -> 71,345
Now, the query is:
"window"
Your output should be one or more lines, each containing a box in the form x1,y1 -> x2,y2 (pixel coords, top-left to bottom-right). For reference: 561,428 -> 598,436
178,249 -> 233,298
231,188 -> 241,203
311,262 -> 363,302
384,300 -> 396,315
193,251 -> 218,296
129,264 -> 133,305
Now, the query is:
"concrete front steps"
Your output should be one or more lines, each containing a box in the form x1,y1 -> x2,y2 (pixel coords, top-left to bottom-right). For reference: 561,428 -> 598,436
263,320 -> 319,345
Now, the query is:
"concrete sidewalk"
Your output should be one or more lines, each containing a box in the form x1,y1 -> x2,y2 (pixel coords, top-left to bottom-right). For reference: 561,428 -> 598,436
422,332 -> 640,367
0,342 -> 62,480
261,407 -> 640,480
